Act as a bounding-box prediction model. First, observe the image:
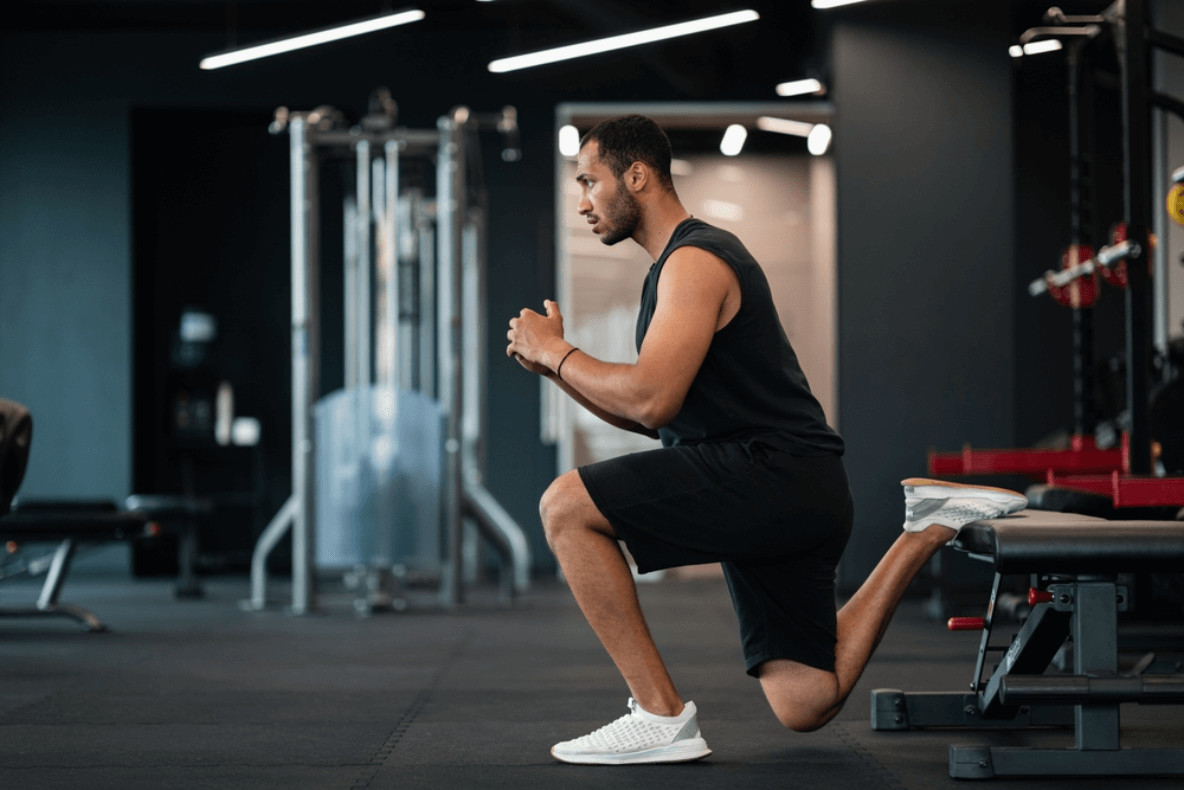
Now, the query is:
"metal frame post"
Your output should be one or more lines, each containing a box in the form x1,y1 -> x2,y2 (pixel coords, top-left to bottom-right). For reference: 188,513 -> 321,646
1121,0 -> 1154,474
1072,579 -> 1120,750
356,139 -> 373,391
1068,41 -> 1099,440
383,140 -> 401,389
291,117 -> 320,616
437,111 -> 466,607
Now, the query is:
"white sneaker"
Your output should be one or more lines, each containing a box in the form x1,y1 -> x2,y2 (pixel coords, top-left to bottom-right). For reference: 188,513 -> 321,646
902,477 -> 1027,536
551,698 -> 711,765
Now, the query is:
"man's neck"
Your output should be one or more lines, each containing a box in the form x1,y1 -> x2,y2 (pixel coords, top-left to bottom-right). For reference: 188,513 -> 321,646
633,196 -> 692,261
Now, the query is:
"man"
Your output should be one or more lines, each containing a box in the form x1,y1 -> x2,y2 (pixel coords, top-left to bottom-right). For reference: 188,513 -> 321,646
505,115 -> 1025,765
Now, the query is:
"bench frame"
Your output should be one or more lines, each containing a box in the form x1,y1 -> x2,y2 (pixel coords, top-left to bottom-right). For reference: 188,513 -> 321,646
871,511 -> 1184,779
0,507 -> 151,632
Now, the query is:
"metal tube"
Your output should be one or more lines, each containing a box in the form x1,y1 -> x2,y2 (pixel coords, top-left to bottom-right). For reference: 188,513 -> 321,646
463,473 -> 532,594
384,140 -> 401,390
418,203 -> 436,398
1120,0 -> 1154,474
357,140 -> 372,391
291,116 -> 320,615
1000,674 -> 1184,704
344,198 -> 359,390
462,219 -> 483,470
247,495 -> 298,609
1068,42 -> 1098,439
437,112 -> 466,607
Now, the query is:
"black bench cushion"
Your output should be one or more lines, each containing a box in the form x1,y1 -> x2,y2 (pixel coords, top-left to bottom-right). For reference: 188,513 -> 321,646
0,510 -> 148,542
953,510 -> 1184,574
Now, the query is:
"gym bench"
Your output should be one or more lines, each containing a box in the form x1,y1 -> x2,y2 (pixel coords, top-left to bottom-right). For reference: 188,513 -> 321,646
0,500 -> 153,631
871,509 -> 1184,779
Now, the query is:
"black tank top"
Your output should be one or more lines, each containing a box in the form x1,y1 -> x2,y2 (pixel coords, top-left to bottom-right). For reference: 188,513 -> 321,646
637,218 -> 844,456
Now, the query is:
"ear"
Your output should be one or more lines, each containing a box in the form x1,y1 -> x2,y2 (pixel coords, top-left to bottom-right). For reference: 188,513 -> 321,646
624,161 -> 648,193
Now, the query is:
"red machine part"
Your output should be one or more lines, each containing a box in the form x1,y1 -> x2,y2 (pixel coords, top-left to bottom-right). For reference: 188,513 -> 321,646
1044,470 -> 1184,508
1048,243 -> 1098,308
1103,222 -> 1129,288
1028,588 -> 1053,606
928,434 -> 1126,479
947,617 -> 985,631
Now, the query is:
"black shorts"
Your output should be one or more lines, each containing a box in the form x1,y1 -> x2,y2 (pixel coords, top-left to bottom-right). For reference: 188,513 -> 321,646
578,439 -> 853,676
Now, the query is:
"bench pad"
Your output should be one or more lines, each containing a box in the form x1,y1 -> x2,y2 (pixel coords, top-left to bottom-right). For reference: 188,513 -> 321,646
953,510 -> 1184,573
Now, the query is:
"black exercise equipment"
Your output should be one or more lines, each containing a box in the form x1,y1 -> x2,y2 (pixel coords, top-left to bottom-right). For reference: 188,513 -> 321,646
0,398 -> 152,631
872,510 -> 1184,779
124,494 -> 211,599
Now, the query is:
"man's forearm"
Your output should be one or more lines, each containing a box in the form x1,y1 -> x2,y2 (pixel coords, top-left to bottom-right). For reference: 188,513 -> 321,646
544,346 -> 674,432
551,373 -> 659,439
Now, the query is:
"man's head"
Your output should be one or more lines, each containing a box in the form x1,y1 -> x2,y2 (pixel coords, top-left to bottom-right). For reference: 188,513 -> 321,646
579,115 -> 674,191
575,115 -> 674,245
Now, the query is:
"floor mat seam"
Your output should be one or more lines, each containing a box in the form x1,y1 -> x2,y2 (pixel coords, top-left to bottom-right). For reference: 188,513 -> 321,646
350,626 -> 475,790
834,721 -> 907,790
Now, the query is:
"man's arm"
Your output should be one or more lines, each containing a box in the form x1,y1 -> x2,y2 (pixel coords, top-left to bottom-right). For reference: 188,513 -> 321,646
507,246 -> 737,431
527,362 -> 660,438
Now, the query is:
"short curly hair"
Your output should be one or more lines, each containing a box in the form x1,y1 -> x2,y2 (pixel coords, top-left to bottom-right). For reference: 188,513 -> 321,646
580,115 -> 674,191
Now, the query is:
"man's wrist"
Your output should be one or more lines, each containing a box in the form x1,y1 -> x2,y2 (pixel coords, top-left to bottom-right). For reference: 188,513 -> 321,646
547,342 -> 577,373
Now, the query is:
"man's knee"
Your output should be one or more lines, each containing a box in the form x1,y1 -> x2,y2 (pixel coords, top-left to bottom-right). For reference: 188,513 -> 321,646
771,701 -> 838,733
539,471 -> 611,552
538,472 -> 579,550
759,660 -> 842,733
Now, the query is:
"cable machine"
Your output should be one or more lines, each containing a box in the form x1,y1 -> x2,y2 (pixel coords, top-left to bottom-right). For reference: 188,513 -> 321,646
243,91 -> 530,615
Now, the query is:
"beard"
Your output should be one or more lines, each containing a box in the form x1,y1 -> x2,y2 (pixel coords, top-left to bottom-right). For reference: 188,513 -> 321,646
597,183 -> 641,246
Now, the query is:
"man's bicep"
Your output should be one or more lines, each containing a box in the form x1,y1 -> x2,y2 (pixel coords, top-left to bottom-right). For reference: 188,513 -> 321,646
635,248 -> 733,401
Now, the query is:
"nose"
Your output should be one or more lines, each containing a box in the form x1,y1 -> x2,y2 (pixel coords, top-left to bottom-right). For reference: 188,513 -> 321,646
577,195 -> 591,215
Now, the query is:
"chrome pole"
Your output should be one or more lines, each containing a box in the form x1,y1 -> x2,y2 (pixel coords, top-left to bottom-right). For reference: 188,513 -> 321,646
291,114 -> 320,615
437,110 -> 466,607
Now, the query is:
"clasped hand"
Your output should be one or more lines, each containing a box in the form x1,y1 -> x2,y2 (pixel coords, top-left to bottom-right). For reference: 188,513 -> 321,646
507,299 -> 567,376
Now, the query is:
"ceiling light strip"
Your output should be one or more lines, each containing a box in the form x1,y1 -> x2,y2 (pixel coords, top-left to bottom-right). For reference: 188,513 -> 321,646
488,10 -> 760,73
775,78 -> 825,97
811,0 -> 868,9
200,9 -> 425,70
756,116 -> 815,137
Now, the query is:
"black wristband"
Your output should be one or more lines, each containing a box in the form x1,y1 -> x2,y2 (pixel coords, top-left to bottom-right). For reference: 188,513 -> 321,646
556,347 -> 579,380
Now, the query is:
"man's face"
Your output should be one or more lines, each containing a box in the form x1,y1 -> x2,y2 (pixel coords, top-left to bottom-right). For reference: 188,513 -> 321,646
575,141 -> 640,246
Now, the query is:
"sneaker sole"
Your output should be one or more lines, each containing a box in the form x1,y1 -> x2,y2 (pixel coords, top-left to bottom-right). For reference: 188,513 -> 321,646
551,738 -> 711,766
901,477 -> 1026,511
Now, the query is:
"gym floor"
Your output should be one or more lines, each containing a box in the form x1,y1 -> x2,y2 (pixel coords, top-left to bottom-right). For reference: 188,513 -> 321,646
1,572 -> 1181,790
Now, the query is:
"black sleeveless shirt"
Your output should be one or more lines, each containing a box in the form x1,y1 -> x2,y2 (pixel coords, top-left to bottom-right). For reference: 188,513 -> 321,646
637,218 -> 844,456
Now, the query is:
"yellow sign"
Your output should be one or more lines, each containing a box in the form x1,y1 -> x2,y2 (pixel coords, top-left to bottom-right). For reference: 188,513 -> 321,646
1168,182 -> 1184,227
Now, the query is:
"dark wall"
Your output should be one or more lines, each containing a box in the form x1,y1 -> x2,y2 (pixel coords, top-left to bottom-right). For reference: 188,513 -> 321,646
832,4 -> 1016,590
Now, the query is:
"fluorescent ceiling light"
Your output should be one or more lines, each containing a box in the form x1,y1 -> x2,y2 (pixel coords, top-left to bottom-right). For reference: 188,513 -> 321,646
756,116 -> 815,137
488,10 -> 759,73
558,124 -> 580,157
807,124 -> 833,155
1020,39 -> 1063,56
720,124 -> 747,157
200,9 -> 425,70
775,77 -> 826,97
757,117 -> 833,156
811,0 -> 868,9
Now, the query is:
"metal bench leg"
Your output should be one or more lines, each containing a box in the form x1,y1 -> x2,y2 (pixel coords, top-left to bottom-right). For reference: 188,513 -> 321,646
175,520 -> 204,599
0,539 -> 108,632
